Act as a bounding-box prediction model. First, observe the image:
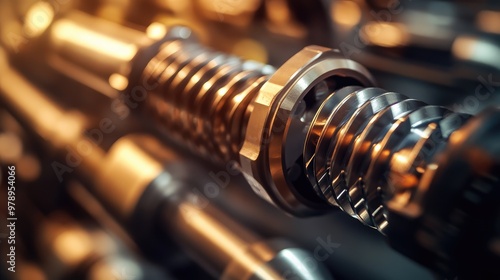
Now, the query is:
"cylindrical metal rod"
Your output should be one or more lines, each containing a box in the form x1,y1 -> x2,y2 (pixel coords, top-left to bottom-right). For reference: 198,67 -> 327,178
3,9 -> 499,278
0,2 -> 484,220
0,63 -> 331,280
141,38 -> 274,161
26,210 -> 169,280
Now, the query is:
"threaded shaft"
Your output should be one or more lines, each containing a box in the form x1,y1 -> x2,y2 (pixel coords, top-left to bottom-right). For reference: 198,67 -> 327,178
304,86 -> 470,232
142,39 -> 274,162
140,41 -> 471,233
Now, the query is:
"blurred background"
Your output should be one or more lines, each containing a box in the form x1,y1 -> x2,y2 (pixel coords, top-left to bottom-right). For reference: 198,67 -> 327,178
0,0 -> 499,279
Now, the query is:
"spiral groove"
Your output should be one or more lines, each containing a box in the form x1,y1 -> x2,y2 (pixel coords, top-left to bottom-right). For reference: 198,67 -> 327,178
142,39 -> 274,162
305,86 -> 470,231
141,41 -> 471,232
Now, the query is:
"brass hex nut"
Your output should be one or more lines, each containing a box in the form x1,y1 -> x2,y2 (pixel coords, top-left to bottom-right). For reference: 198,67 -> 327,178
239,45 -> 375,216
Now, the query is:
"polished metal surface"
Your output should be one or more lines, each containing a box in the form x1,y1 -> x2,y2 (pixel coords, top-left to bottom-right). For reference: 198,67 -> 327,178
0,63 -> 331,280
1,1 -> 499,279
305,87 -> 470,231
33,211 -> 169,280
134,28 -> 472,236
240,46 -> 376,215
142,38 -> 274,162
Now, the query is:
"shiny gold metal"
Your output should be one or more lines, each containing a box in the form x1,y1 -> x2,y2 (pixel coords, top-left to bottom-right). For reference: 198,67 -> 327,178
32,211 -> 168,280
48,11 -> 149,98
167,191 -> 327,280
2,5 -> 499,279
240,46 -> 375,214
0,64 -> 330,280
2,10 -> 462,226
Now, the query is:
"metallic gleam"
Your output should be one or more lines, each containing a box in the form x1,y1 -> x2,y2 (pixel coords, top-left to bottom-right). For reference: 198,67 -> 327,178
240,45 -> 376,215
0,63 -> 333,280
2,6 -> 499,278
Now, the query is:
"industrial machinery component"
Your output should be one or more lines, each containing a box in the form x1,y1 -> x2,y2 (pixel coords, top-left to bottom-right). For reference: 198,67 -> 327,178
0,65 -> 332,280
3,6 -> 499,279
24,210 -> 170,280
136,26 -> 500,277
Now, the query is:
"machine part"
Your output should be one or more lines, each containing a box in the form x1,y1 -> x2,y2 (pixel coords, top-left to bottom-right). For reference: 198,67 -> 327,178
140,41 -> 375,216
0,65 -> 332,280
3,10 -> 500,278
31,212 -> 169,280
387,107 -> 500,277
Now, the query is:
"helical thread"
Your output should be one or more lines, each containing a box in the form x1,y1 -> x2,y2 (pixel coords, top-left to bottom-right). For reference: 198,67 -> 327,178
305,86 -> 470,232
140,40 -> 470,232
141,39 -> 274,162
